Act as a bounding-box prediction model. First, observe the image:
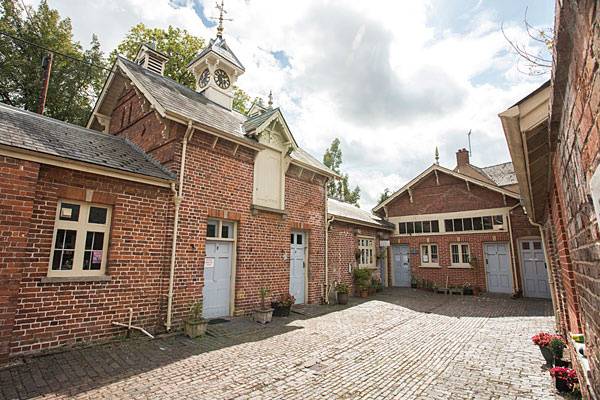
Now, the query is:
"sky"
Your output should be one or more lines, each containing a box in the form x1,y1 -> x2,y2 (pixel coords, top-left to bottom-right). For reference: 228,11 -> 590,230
23,0 -> 554,210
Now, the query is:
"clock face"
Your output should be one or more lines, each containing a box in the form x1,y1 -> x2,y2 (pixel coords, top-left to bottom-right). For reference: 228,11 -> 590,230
198,68 -> 210,88
214,69 -> 230,89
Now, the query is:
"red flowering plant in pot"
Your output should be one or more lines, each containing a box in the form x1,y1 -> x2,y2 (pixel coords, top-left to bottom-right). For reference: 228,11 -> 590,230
532,332 -> 560,365
549,367 -> 578,392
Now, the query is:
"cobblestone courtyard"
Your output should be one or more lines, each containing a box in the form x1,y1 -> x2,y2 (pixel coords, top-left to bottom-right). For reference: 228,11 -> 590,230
1,289 -> 559,399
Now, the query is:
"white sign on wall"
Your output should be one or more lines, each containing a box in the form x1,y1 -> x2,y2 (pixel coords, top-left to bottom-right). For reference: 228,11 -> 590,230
590,165 -> 600,225
204,257 -> 215,269
379,240 -> 390,247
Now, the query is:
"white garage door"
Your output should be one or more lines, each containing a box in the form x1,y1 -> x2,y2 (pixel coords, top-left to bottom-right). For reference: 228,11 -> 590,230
521,239 -> 551,299
484,243 -> 512,294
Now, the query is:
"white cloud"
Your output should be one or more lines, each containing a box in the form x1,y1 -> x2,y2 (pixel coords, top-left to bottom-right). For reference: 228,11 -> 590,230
26,0 -> 550,210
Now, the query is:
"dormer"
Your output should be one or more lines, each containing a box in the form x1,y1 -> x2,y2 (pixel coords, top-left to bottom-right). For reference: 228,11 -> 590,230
187,36 -> 244,110
134,43 -> 169,76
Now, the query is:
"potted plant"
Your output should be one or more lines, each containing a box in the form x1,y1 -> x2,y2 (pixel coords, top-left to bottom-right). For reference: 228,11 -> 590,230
410,277 -> 418,289
463,282 -> 473,295
253,287 -> 274,324
336,283 -> 349,305
550,336 -> 567,366
184,300 -> 208,338
352,268 -> 371,297
532,332 -> 557,365
271,293 -> 295,317
368,279 -> 377,295
549,367 -> 578,392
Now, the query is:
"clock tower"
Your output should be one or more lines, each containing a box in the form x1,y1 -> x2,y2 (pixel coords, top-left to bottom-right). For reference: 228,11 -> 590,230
187,0 -> 244,110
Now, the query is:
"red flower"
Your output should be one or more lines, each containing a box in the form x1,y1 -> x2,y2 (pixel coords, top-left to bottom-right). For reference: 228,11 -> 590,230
532,332 -> 562,347
549,367 -> 578,387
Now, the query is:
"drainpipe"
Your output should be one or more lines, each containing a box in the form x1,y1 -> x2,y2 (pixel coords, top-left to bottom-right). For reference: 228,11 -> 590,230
506,203 -> 521,294
323,178 -> 330,304
166,121 -> 194,331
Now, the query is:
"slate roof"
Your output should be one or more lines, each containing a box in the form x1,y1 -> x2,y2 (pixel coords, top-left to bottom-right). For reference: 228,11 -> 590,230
118,57 -> 334,177
187,37 -> 245,71
0,102 -> 175,181
328,198 -> 393,229
479,162 -> 517,187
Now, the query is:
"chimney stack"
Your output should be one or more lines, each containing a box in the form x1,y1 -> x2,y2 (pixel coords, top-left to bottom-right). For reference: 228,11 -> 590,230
134,43 -> 169,76
456,148 -> 470,169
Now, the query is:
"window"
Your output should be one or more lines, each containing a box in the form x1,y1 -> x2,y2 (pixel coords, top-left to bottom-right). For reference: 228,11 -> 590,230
253,148 -> 284,210
450,243 -> 471,267
49,201 -> 111,277
206,219 -> 235,240
420,244 -> 439,266
397,219 -> 439,235
358,237 -> 375,268
444,214 -> 504,233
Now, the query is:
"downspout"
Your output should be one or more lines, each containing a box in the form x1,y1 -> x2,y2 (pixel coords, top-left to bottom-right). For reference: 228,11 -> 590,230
506,203 -> 521,295
323,178 -> 330,304
166,121 -> 194,331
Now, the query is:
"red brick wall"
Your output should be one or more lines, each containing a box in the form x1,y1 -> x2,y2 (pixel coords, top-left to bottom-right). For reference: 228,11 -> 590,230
391,232 -> 510,292
0,156 -> 40,362
384,172 -> 519,216
7,164 -> 173,358
327,222 -> 384,293
544,0 -> 600,394
165,128 -> 329,321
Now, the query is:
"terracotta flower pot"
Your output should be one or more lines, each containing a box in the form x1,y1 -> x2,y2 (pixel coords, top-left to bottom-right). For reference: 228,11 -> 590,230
360,289 -> 369,298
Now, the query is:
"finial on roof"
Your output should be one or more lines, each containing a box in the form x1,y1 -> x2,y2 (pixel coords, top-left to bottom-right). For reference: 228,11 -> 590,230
214,0 -> 229,39
267,90 -> 273,109
435,146 -> 439,165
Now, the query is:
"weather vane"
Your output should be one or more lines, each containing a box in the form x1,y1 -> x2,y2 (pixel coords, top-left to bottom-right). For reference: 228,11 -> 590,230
212,0 -> 233,38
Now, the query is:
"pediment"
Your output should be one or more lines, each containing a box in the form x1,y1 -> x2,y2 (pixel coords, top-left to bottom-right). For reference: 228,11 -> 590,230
255,111 -> 297,152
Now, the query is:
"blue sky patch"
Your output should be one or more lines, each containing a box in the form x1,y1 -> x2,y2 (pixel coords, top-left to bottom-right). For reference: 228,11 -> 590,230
271,50 -> 291,68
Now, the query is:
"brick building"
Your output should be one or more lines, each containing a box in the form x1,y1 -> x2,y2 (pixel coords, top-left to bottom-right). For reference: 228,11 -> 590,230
373,151 -> 544,296
0,29 -> 337,362
327,198 -> 394,296
500,0 -> 600,396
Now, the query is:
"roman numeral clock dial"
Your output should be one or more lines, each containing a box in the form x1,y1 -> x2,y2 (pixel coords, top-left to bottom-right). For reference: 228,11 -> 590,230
214,69 -> 231,89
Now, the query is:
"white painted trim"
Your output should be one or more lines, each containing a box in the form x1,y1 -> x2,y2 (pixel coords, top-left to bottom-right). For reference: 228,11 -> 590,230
0,145 -> 173,188
390,207 -> 512,236
373,164 -> 520,212
48,200 -> 112,278
449,242 -> 471,268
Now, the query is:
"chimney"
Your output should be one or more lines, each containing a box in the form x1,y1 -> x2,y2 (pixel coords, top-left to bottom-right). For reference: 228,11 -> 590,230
134,43 -> 168,76
456,148 -> 470,169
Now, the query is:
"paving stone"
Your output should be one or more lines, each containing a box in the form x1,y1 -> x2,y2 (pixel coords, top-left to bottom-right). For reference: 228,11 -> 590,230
0,289 -> 560,399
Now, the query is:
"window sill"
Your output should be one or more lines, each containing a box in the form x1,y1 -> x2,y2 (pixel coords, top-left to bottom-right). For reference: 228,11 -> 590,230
250,204 -> 287,218
448,265 -> 473,269
40,275 -> 112,284
418,264 -> 441,269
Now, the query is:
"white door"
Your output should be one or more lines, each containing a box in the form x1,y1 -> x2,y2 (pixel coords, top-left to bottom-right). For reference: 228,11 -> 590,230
484,243 -> 512,294
392,245 -> 411,287
203,241 -> 232,318
290,232 -> 306,304
521,239 -> 551,298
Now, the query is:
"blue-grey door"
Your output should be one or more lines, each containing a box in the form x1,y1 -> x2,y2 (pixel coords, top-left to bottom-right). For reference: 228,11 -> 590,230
290,232 -> 305,304
392,245 -> 411,287
521,239 -> 551,299
203,241 -> 232,318
484,243 -> 512,294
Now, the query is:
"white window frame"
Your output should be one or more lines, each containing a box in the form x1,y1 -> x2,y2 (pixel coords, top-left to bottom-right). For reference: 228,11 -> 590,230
358,236 -> 376,269
420,243 -> 439,267
450,243 -> 471,268
206,218 -> 236,242
48,200 -> 112,277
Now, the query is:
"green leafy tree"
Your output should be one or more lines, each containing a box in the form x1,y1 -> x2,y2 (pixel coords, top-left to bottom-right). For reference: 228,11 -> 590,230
323,138 -> 361,206
377,188 -> 391,205
112,23 -> 251,114
0,0 -> 106,125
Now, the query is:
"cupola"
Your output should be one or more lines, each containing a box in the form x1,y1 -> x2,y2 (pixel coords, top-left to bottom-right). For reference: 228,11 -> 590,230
134,43 -> 169,76
187,0 -> 244,110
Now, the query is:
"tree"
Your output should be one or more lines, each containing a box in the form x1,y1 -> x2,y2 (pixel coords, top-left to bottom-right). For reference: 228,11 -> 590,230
112,23 -> 251,114
323,138 -> 361,206
0,0 -> 106,125
377,188 -> 391,205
